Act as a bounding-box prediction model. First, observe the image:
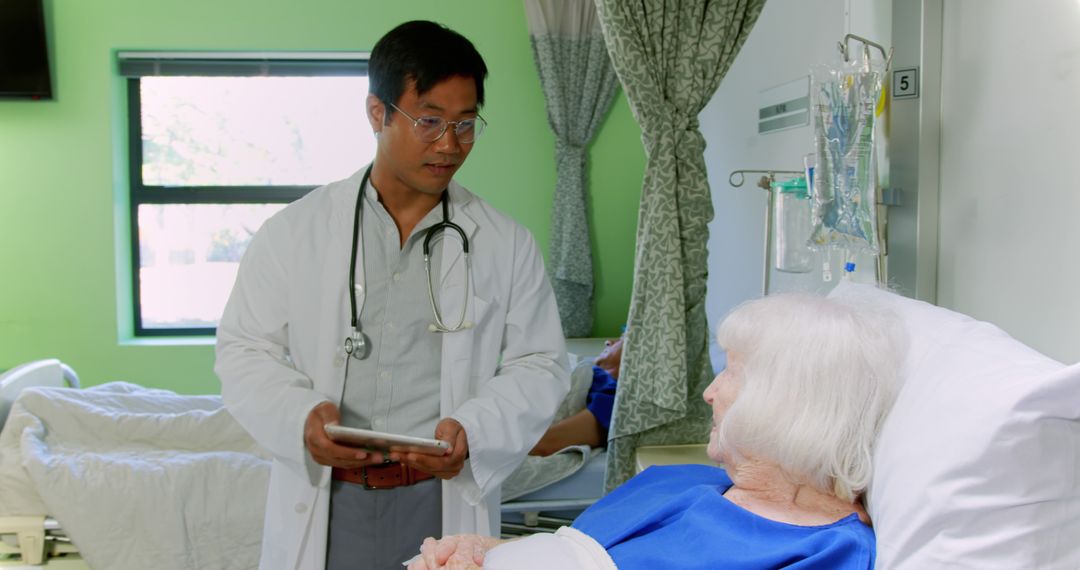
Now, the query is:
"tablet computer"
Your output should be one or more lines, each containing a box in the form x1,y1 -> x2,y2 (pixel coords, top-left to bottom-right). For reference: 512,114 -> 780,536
324,424 -> 451,456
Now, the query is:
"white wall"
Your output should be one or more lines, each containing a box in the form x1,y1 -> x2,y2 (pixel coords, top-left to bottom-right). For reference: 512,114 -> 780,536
937,0 -> 1080,364
703,0 -> 1079,366
701,0 -> 891,368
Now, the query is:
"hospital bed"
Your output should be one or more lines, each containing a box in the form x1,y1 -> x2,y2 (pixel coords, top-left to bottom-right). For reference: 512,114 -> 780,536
500,337 -> 611,536
500,443 -> 715,536
4,287 -> 1079,570
0,361 -> 269,569
0,360 -> 85,569
503,283 -> 1080,569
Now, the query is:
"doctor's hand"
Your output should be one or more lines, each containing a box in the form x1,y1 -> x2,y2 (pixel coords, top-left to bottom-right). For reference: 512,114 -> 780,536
304,401 -> 386,468
392,417 -> 469,480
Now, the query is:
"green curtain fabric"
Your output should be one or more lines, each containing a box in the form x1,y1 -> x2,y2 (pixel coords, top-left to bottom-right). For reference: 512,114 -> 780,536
525,0 -> 620,337
593,0 -> 766,489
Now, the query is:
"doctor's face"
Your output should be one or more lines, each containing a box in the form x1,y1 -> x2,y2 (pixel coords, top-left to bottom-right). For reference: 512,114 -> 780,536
367,76 -> 479,199
703,352 -> 742,465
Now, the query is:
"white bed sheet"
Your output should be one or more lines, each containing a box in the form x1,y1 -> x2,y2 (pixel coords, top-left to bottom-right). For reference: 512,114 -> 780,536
0,382 -> 270,570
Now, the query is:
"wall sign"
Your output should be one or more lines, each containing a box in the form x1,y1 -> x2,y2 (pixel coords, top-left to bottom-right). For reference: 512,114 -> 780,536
758,76 -> 810,134
893,67 -> 919,99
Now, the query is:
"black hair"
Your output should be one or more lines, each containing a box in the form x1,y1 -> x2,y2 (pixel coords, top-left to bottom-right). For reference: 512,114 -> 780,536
369,20 -> 488,120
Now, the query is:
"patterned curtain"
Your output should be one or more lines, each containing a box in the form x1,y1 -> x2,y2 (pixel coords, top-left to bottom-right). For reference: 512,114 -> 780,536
525,0 -> 620,337
593,0 -> 766,489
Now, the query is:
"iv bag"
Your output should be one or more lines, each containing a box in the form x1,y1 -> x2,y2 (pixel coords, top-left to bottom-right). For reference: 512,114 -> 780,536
808,57 -> 884,254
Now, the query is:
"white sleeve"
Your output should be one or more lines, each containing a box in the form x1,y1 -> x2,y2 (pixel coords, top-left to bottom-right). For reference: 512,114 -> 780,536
215,213 -> 327,476
448,224 -> 570,501
483,527 -> 617,570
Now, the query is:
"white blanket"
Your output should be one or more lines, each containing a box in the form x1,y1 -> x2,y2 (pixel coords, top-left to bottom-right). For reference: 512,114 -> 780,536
500,445 -> 596,502
0,382 -> 271,570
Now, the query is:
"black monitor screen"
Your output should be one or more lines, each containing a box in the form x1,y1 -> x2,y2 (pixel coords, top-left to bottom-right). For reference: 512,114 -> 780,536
0,0 -> 52,99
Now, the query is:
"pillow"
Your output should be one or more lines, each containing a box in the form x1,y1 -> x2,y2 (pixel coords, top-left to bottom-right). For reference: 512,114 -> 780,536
828,281 -> 1080,569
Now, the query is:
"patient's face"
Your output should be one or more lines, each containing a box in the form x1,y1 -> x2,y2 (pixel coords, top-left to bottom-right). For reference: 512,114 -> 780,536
703,353 -> 742,464
593,336 -> 624,378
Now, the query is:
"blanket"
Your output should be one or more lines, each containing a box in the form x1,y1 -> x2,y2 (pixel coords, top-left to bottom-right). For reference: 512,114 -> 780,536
501,445 -> 595,502
0,382 -> 271,570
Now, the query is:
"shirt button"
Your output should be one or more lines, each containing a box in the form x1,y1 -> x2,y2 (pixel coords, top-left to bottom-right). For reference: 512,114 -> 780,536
392,273 -> 401,282
380,371 -> 390,380
334,355 -> 345,367
354,284 -> 364,296
294,502 -> 308,514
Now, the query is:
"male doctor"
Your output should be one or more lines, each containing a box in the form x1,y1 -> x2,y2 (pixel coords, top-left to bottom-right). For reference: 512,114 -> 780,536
215,20 -> 569,570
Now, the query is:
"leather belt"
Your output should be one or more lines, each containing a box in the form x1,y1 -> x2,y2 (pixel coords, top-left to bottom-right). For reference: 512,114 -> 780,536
332,463 -> 435,490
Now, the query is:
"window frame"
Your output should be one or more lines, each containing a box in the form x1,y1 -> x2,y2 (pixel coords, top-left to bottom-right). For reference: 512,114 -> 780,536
121,51 -> 369,337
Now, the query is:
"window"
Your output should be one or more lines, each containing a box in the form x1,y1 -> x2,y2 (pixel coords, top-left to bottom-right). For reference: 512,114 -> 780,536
120,52 -> 375,336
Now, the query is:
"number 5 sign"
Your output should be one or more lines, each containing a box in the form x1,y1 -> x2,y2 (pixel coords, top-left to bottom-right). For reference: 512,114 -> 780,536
893,68 -> 919,99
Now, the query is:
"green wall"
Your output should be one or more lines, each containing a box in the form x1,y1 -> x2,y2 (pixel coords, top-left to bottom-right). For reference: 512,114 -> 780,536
0,0 -> 644,393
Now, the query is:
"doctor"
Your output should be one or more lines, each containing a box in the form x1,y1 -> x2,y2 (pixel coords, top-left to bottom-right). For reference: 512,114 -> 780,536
215,20 -> 569,570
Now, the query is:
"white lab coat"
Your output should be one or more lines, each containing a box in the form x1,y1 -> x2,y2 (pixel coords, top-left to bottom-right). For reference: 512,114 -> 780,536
215,167 -> 570,570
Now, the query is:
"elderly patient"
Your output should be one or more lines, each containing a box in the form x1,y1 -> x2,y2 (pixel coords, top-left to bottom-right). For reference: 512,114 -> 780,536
409,293 -> 906,570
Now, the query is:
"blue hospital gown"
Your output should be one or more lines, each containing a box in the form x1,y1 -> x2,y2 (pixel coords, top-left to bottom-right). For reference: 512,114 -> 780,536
585,366 -> 618,432
572,464 -> 875,570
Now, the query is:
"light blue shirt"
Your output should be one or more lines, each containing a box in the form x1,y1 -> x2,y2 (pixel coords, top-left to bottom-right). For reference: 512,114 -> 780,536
339,179 -> 447,439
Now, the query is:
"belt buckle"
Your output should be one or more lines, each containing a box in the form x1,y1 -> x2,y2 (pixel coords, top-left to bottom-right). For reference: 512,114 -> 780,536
360,465 -> 379,490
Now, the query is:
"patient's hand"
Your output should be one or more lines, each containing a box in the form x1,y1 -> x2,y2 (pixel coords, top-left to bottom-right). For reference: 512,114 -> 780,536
408,535 -> 504,570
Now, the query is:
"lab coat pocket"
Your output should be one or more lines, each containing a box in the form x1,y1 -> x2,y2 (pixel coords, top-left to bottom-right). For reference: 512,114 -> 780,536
452,295 -> 505,403
470,294 -> 496,333
469,295 -> 503,379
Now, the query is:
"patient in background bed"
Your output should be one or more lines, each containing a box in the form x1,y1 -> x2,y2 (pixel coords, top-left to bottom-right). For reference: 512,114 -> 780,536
409,293 -> 907,570
529,335 -> 622,456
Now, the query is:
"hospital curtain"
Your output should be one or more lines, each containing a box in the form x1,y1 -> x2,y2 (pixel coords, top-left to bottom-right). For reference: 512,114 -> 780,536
524,0 -> 620,337
593,0 -> 766,489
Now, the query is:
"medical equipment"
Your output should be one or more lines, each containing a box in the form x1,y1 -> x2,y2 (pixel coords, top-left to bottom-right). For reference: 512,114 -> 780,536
808,35 -> 890,255
344,165 -> 473,360
727,169 -> 804,294
771,177 -> 812,273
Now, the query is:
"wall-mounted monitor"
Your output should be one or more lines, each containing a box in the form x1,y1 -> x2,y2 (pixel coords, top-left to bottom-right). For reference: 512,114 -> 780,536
0,0 -> 53,100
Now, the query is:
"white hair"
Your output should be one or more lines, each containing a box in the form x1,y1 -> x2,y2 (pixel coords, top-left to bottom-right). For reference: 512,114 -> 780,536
715,292 -> 907,502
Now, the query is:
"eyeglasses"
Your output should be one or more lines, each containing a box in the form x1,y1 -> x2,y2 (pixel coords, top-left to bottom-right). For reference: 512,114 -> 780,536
388,102 -> 487,144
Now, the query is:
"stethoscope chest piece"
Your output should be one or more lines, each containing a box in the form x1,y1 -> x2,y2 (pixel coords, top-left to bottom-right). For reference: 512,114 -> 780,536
344,330 -> 369,360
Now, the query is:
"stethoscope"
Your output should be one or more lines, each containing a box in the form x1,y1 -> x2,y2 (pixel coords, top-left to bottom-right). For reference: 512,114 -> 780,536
344,165 -> 472,360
